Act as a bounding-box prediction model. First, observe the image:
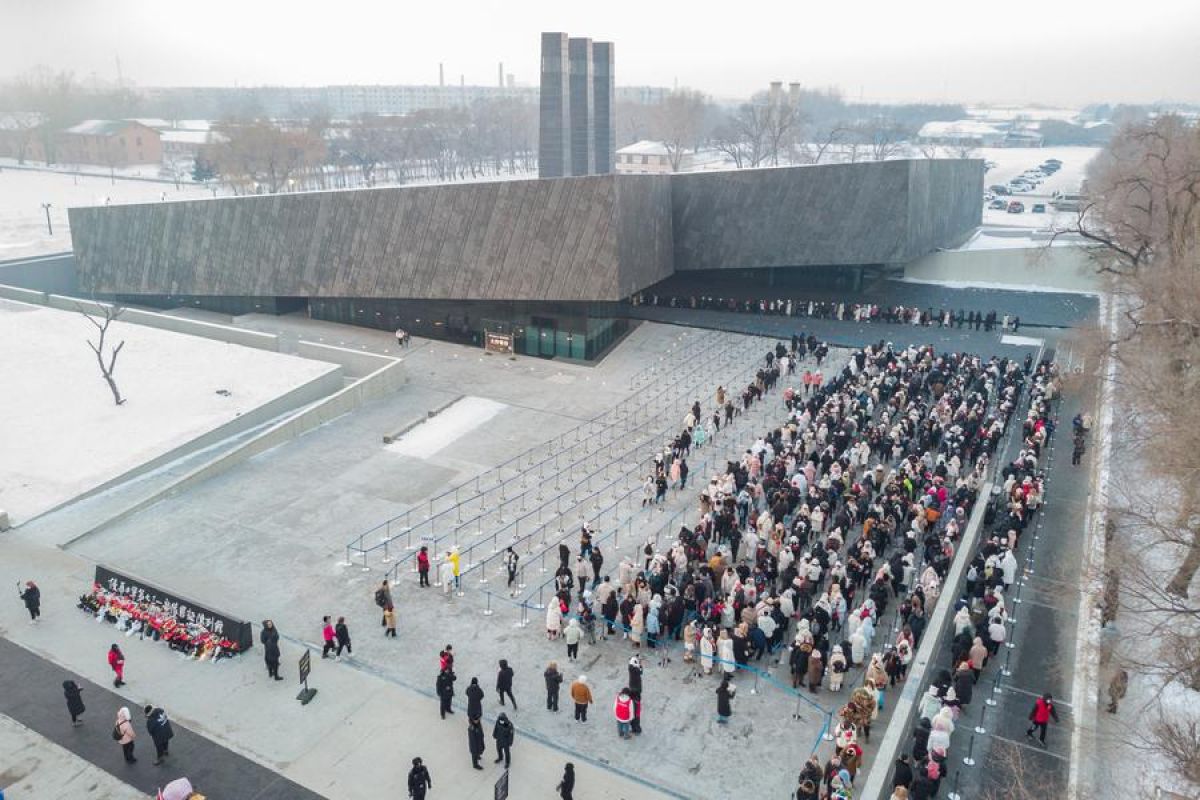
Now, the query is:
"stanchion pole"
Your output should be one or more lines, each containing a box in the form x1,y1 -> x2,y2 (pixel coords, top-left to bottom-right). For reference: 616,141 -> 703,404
483,591 -> 494,616
947,770 -> 963,800
975,699 -> 988,735
962,733 -> 977,766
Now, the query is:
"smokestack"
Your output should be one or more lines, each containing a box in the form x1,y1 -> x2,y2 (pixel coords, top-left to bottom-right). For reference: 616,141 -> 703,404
769,81 -> 783,105
499,62 -> 504,88
460,74 -> 465,89
439,63 -> 444,87
788,82 -> 801,105
506,73 -> 515,88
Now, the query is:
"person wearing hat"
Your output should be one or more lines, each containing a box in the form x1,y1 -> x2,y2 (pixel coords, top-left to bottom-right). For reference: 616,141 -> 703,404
407,756 -> 432,799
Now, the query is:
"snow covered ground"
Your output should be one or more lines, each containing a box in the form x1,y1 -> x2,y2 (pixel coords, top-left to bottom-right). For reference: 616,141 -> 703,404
0,299 -> 338,523
979,145 -> 1101,229
386,396 -> 506,458
0,167 -> 217,260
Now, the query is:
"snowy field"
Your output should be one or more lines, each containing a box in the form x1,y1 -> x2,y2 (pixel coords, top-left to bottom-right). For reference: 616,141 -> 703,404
0,299 -> 338,523
386,396 -> 506,458
0,167 -> 215,260
978,145 -> 1101,229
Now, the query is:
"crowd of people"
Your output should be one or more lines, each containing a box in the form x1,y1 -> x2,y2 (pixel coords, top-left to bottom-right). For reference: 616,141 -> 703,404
499,332 -> 1046,798
632,293 -> 1023,333
883,360 -> 1061,800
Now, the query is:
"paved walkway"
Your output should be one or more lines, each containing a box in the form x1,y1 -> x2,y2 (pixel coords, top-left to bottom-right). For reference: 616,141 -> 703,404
930,340 -> 1087,797
0,637 -> 322,800
626,305 -> 1049,359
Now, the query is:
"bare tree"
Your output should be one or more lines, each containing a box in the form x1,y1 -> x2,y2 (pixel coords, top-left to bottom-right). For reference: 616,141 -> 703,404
78,303 -> 126,406
654,89 -> 710,172
950,141 -> 979,159
796,125 -> 848,165
713,102 -> 772,169
917,140 -> 942,159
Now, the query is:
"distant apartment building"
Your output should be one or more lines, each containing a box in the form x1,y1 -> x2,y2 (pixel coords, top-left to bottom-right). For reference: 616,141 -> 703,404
58,120 -> 162,166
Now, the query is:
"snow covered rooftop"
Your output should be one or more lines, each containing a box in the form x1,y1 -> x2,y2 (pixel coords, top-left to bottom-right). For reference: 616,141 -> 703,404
918,120 -> 1005,138
63,119 -> 156,137
617,139 -> 671,156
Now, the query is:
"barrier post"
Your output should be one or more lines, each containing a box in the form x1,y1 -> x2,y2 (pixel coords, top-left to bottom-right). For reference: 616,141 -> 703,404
962,734 -> 977,766
483,591 -> 494,616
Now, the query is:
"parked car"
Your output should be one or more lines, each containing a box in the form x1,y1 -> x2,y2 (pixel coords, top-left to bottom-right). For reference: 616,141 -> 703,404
989,184 -> 1011,195
989,199 -> 1008,210
1044,158 -> 1063,166
1007,201 -> 1025,214
1032,203 -> 1046,213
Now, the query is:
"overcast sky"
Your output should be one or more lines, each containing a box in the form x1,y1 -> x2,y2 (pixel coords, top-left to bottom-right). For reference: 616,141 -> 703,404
4,0 -> 1198,106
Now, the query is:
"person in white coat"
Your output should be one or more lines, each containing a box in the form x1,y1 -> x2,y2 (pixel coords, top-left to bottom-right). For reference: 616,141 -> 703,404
546,601 -> 563,640
699,627 -> 715,675
1000,549 -> 1018,593
717,629 -> 735,676
439,559 -> 456,596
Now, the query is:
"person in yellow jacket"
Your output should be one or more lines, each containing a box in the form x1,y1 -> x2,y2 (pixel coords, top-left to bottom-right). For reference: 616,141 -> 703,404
448,548 -> 461,591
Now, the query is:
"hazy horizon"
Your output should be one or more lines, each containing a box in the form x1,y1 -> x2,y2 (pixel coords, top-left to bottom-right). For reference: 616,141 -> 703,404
4,0 -> 1199,107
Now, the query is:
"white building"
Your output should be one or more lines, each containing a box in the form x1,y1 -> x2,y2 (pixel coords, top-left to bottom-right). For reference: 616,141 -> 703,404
615,140 -> 729,174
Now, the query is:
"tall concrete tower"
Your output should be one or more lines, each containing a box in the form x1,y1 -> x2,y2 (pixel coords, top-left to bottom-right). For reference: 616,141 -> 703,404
538,32 -> 571,178
592,41 -> 615,174
567,37 -> 595,176
539,31 -> 615,178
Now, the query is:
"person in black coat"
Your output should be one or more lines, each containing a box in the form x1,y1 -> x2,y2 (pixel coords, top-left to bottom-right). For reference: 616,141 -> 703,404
260,620 -> 282,681
436,669 -> 456,719
496,660 -> 517,709
465,677 -> 484,720
19,581 -> 41,622
627,656 -> 643,734
62,680 -> 85,725
716,675 -> 736,722
557,762 -> 575,800
954,665 -> 974,706
911,717 -> 931,761
492,712 -> 514,767
407,757 -> 432,799
544,661 -> 563,711
143,704 -> 174,765
892,753 -> 914,789
467,717 -> 485,770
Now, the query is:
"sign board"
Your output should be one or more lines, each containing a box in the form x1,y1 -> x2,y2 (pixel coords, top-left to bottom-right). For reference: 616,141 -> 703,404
296,649 -> 317,705
93,564 -> 254,651
484,331 -> 514,355
494,769 -> 509,800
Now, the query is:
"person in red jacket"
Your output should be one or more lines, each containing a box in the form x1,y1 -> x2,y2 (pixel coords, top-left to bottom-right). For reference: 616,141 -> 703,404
417,546 -> 431,588
107,643 -> 126,687
1025,692 -> 1060,745
613,688 -> 634,739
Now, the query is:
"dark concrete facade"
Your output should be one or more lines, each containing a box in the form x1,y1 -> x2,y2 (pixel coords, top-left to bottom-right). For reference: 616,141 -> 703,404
537,32 -> 570,178
539,31 -> 613,178
71,174 -> 674,303
592,42 -> 616,174
671,159 -> 983,271
70,160 -> 981,307
567,37 -> 595,176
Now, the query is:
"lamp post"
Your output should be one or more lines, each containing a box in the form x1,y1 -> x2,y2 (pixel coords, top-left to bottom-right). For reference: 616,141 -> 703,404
41,202 -> 52,236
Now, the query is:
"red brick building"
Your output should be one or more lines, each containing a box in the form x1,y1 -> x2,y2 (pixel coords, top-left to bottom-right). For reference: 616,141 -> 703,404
58,120 -> 162,167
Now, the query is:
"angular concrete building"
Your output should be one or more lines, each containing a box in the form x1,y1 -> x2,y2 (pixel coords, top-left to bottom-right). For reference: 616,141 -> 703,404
69,159 -> 983,359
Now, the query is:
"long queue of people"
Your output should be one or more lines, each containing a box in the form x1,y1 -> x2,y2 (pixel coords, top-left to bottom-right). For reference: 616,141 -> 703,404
631,293 -> 1022,333
884,361 -> 1061,800
532,334 -> 1039,799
